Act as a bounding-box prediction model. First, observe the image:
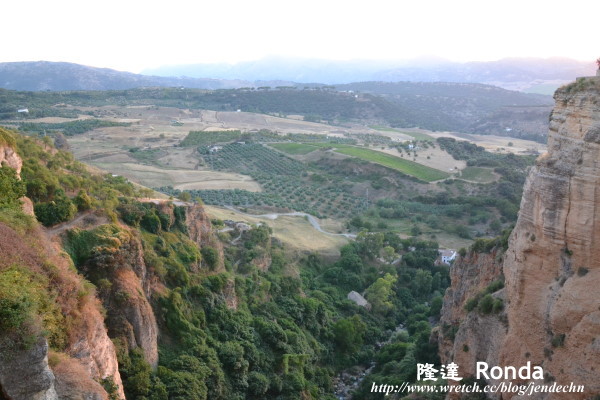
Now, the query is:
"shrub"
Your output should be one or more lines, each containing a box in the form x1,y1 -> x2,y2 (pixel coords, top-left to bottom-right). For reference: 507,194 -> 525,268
201,247 -> 219,270
34,190 -> 77,226
492,298 -> 504,313
478,294 -> 494,314
141,212 -> 161,233
0,164 -> 26,210
551,333 -> 565,348
73,189 -> 93,211
464,297 -> 479,312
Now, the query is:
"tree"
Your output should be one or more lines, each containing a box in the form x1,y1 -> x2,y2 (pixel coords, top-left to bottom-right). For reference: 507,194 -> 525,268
34,189 -> 76,226
74,189 -> 93,211
364,273 -> 397,314
355,231 -> 384,259
0,164 -> 25,209
429,296 -> 443,318
383,246 -> 398,263
141,212 -> 161,233
413,270 -> 433,299
178,191 -> 191,202
201,247 -> 219,270
333,315 -> 366,354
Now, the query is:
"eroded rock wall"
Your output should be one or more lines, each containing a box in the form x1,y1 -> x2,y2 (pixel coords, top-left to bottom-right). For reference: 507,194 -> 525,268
439,79 -> 600,399
499,81 -> 600,398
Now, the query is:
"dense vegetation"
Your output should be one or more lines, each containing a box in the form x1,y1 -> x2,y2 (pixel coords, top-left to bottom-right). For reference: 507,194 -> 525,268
17,119 -> 131,136
0,126 -> 453,399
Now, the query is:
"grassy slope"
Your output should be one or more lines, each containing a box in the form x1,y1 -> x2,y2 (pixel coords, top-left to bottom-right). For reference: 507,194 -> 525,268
459,166 -> 497,183
269,142 -> 319,155
272,140 -> 449,182
325,144 -> 449,182
370,125 -> 434,141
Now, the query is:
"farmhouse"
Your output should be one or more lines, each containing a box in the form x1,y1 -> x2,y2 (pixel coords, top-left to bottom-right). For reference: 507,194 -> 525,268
438,249 -> 457,265
347,291 -> 371,310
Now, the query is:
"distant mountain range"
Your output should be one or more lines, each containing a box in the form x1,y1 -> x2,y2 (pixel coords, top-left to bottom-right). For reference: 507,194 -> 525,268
0,61 -> 300,92
144,56 -> 596,93
1,57 -> 595,94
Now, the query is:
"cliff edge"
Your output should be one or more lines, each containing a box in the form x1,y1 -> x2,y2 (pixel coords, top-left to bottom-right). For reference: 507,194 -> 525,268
439,78 -> 600,399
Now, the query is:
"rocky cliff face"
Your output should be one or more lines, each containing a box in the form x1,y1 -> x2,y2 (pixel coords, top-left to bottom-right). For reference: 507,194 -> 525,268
185,203 -> 226,272
0,145 -> 22,174
438,249 -> 505,377
0,338 -> 58,400
0,144 -> 124,400
73,224 -> 159,370
500,79 -> 600,397
439,78 -> 600,399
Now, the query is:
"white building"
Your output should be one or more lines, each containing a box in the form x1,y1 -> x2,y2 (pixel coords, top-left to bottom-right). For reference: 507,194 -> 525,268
439,249 -> 457,265
347,291 -> 371,310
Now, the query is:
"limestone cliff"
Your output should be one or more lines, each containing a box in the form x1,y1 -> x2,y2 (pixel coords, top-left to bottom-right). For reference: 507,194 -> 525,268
500,78 -> 600,397
0,144 -> 22,174
72,225 -> 159,369
439,78 -> 600,399
185,203 -> 226,272
0,143 -> 124,400
438,249 -> 506,377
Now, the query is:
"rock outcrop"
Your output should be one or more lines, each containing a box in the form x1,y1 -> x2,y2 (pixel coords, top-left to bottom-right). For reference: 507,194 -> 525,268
0,143 -> 124,400
185,203 -> 226,272
0,144 -> 22,174
500,78 -> 600,397
76,225 -> 159,369
439,78 -> 600,399
0,338 -> 58,400
438,250 -> 505,377
66,299 -> 125,399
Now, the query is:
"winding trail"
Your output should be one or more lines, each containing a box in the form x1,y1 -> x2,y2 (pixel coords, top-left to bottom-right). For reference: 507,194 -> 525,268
45,210 -> 97,237
223,206 -> 356,239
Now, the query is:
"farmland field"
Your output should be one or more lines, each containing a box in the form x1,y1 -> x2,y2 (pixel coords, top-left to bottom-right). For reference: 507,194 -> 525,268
269,142 -> 319,155
203,205 -> 348,256
370,125 -> 435,141
324,144 -> 450,182
459,166 -> 498,183
92,162 -> 262,191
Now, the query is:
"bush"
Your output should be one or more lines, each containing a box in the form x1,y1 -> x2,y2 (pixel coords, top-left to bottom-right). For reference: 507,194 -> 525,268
201,247 -> 219,270
34,190 -> 77,226
492,298 -> 504,313
478,294 -> 494,314
0,164 -> 26,210
551,333 -> 565,348
74,189 -> 93,211
141,212 -> 161,233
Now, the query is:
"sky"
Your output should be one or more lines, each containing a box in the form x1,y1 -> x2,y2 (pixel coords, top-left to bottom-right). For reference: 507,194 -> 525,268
2,0 -> 597,73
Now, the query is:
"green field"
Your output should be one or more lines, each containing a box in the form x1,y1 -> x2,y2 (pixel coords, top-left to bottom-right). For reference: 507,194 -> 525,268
459,166 -> 497,183
270,142 -> 319,155
325,144 -> 449,182
370,125 -> 434,141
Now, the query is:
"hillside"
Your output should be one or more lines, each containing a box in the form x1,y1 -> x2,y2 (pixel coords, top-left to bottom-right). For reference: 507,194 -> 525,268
0,81 -> 551,139
0,61 -> 251,91
0,126 -> 449,399
336,81 -> 553,140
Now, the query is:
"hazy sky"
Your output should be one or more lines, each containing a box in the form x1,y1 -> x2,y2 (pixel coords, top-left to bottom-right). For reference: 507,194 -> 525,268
2,0 -> 596,73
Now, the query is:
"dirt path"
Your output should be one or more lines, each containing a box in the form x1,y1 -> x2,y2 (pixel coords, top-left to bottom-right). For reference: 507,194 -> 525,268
224,206 -> 356,238
44,210 -> 113,239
